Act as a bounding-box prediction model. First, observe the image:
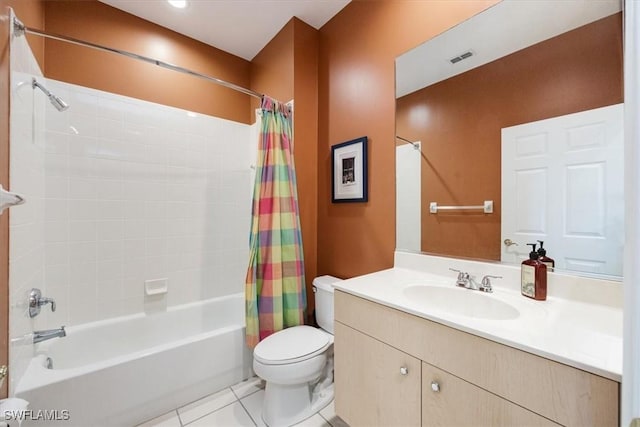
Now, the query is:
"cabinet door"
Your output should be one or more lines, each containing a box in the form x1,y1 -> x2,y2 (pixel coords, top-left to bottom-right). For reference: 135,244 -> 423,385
335,322 -> 421,427
422,362 -> 560,427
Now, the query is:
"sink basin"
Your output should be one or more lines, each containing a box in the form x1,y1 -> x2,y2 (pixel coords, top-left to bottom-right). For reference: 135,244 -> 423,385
403,285 -> 520,320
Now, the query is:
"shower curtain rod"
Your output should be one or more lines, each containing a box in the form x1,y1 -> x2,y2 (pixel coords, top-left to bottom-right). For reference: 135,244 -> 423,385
12,17 -> 264,100
396,135 -> 420,148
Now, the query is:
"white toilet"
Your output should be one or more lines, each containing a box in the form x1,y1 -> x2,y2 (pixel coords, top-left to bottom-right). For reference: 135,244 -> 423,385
253,275 -> 341,427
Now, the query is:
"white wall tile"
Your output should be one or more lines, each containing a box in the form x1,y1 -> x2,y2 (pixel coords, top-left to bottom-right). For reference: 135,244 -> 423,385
69,261 -> 97,288
44,221 -> 69,243
9,33 -> 47,394
45,176 -> 69,199
69,242 -> 97,264
44,153 -> 68,177
68,155 -> 95,177
97,220 -> 124,241
45,243 -> 68,267
44,131 -> 69,155
97,259 -> 124,281
69,177 -> 97,199
11,74 -> 254,358
95,179 -> 123,200
68,111 -> 97,137
97,240 -> 123,261
69,200 -> 97,221
69,134 -> 98,157
69,221 -> 96,242
96,200 -> 124,220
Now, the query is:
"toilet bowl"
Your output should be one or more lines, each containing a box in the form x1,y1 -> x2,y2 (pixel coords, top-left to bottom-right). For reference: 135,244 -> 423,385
253,276 -> 340,427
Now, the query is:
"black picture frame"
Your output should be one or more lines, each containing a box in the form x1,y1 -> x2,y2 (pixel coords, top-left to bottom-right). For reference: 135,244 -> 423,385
331,136 -> 368,203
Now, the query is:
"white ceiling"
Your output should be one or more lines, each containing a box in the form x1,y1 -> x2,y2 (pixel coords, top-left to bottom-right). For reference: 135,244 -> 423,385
396,0 -> 622,98
98,0 -> 350,61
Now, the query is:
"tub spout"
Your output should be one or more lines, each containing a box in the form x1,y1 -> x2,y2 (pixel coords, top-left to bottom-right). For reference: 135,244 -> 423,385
33,326 -> 66,344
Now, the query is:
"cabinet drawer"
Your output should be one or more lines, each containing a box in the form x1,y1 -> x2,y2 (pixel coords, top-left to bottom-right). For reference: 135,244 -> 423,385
422,362 -> 560,427
335,290 -> 619,426
335,322 -> 421,427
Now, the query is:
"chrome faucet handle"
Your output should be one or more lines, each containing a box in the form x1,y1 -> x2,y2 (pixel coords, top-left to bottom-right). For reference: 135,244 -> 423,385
41,297 -> 56,312
449,268 -> 468,287
29,288 -> 57,318
479,275 -> 502,293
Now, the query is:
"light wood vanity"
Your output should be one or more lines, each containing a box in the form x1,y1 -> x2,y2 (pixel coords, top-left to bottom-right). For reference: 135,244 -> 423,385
334,290 -> 619,427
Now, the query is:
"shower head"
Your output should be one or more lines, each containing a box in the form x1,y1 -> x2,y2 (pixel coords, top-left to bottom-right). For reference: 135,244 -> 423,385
32,78 -> 69,112
48,93 -> 69,112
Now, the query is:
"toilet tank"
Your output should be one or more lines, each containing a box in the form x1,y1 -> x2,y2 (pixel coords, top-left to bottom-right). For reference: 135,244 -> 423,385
313,275 -> 342,334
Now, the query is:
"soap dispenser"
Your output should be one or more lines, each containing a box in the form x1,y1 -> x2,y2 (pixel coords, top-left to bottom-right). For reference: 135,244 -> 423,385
537,240 -> 555,272
521,243 -> 547,301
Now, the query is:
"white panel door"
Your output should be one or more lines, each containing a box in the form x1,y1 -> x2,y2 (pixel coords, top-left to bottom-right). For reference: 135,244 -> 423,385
501,104 -> 624,276
396,142 -> 421,252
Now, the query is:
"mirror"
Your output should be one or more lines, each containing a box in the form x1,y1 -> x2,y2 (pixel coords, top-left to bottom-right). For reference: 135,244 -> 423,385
395,0 -> 624,278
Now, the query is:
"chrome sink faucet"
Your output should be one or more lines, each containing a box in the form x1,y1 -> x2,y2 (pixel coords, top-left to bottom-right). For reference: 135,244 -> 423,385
33,326 -> 66,344
449,269 -> 501,293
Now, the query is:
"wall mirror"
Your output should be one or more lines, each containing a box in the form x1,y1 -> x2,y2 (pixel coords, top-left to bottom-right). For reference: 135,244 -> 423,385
395,0 -> 624,279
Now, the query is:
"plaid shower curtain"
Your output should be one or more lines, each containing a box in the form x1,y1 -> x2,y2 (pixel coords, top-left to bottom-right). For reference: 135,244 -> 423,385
245,97 -> 306,349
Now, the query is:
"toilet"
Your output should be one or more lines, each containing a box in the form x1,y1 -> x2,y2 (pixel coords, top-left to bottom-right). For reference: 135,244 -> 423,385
253,275 -> 341,427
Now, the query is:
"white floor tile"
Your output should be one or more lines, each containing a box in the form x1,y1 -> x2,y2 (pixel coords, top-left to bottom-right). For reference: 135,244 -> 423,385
231,376 -> 265,399
294,414 -> 331,427
239,390 -> 266,427
178,388 -> 238,425
186,401 -> 256,427
319,401 -> 348,427
136,410 -> 181,427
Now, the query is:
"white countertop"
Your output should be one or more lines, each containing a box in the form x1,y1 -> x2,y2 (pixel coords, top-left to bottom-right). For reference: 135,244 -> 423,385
333,261 -> 622,382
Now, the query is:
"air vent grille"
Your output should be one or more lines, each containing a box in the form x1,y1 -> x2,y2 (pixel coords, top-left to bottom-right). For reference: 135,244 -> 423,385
450,50 -> 474,64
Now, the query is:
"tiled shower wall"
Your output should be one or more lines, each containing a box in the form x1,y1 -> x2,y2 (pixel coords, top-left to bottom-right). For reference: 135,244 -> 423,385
8,25 -> 47,395
9,43 -> 255,396
38,79 -> 253,328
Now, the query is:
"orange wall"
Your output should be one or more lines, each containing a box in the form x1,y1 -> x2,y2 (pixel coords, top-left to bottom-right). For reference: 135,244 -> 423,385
396,14 -> 623,261
250,20 -> 294,109
0,0 -> 45,400
292,19 -> 319,315
250,18 -> 319,316
317,1 -> 498,279
44,0 -> 251,124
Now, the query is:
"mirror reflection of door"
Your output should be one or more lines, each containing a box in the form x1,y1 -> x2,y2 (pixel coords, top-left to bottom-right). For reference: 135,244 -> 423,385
501,104 -> 624,276
396,142 -> 421,252
394,0 -> 623,278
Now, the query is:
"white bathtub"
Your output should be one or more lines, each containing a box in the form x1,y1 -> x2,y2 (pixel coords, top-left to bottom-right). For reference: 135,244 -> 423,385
14,293 -> 253,426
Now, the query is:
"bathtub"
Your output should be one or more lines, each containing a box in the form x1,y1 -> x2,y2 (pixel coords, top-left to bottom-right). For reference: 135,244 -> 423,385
14,293 -> 253,426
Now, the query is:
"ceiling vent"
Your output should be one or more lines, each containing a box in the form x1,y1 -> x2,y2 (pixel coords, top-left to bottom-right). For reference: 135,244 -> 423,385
450,51 -> 474,64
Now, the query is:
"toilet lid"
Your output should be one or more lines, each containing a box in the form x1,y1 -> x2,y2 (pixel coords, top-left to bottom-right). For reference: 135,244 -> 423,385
254,326 -> 331,365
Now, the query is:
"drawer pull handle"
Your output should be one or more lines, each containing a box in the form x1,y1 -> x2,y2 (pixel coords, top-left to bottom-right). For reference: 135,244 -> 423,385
431,381 -> 440,392
400,366 -> 408,375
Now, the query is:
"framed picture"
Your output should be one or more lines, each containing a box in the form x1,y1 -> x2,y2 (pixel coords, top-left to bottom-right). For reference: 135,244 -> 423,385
331,136 -> 368,203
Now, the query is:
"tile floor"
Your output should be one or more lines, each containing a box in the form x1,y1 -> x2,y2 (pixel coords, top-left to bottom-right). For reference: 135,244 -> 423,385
137,377 -> 348,427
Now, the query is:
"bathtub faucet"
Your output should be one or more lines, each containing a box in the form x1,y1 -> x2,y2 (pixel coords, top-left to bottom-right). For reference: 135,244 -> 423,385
33,326 -> 66,344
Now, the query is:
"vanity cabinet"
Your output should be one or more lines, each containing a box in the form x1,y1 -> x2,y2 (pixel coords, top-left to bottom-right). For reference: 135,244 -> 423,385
334,290 -> 619,427
334,322 -> 421,426
421,362 -> 559,426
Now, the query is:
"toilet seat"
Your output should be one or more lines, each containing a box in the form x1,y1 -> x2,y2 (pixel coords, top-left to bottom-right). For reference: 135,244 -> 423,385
254,326 -> 331,365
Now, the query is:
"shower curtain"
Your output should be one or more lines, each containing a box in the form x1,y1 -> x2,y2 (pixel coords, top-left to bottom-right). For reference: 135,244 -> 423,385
245,96 -> 306,348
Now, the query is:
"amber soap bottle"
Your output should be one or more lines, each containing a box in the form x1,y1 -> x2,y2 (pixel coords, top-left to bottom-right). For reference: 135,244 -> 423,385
536,240 -> 555,272
521,243 -> 547,301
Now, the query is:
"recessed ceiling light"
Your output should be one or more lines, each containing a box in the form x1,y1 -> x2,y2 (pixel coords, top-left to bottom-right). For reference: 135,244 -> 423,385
167,0 -> 188,9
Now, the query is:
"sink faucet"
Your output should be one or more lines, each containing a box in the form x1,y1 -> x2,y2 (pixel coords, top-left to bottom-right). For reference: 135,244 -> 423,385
33,326 -> 66,344
449,269 -> 501,293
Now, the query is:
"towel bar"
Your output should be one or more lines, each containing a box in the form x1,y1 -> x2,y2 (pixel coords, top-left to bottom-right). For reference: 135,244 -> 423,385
429,200 -> 493,214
